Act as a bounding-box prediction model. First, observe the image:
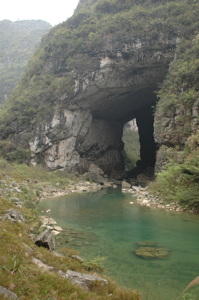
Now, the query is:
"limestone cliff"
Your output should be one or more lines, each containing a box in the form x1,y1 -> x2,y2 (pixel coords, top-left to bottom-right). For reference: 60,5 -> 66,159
0,0 -> 198,178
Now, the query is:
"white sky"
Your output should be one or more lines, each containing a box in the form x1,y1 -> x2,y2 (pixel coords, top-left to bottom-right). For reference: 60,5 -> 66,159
0,0 -> 80,26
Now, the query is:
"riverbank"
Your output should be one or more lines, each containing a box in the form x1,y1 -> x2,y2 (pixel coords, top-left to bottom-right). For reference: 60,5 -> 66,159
0,161 -> 141,300
121,180 -> 196,214
1,158 -> 197,299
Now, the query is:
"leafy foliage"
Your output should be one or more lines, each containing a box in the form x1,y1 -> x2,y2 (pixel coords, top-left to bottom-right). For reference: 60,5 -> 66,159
83,255 -> 107,271
0,140 -> 31,164
157,34 -> 199,113
151,133 -> 199,209
155,34 -> 199,144
153,33 -> 199,208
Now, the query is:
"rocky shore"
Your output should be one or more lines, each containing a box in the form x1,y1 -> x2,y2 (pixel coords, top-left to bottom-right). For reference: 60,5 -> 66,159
121,180 -> 192,213
0,169 -> 191,215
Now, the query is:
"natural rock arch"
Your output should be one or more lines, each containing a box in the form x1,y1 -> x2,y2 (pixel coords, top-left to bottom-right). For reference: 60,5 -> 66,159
30,39 -> 177,178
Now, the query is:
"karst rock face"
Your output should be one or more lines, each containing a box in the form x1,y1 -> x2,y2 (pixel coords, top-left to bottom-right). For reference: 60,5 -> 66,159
5,0 -> 198,178
29,31 -> 180,177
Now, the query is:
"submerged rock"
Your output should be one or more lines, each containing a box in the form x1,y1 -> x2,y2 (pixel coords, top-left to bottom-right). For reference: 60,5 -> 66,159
134,246 -> 169,258
136,241 -> 157,247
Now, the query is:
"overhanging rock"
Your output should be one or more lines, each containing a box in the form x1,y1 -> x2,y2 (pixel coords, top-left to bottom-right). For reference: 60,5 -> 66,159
30,38 -> 178,177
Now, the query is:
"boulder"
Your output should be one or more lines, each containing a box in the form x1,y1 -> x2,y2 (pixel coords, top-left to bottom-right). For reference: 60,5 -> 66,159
0,286 -> 18,299
32,257 -> 54,272
122,181 -> 131,189
2,209 -> 24,223
134,246 -> 169,258
84,171 -> 105,185
35,229 -> 55,251
65,270 -> 108,290
88,163 -> 104,176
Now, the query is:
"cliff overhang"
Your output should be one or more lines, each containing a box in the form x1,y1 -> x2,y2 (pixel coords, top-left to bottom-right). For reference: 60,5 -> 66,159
29,37 -> 178,178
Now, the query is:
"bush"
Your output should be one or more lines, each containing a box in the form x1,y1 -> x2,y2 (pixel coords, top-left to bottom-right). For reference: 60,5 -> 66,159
0,140 -> 31,164
151,147 -> 199,209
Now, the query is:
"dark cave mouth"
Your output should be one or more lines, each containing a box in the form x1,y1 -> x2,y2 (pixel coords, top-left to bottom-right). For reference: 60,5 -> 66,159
123,105 -> 157,179
89,86 -> 159,179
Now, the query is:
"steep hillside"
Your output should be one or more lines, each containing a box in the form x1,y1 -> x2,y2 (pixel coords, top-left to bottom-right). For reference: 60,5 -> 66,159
151,33 -> 199,208
0,0 -> 198,184
0,19 -> 51,104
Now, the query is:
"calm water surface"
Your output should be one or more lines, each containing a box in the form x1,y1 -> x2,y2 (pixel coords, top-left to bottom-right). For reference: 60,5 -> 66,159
39,188 -> 199,300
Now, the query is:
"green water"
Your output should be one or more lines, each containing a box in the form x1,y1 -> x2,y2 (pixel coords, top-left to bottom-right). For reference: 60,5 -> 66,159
39,188 -> 199,300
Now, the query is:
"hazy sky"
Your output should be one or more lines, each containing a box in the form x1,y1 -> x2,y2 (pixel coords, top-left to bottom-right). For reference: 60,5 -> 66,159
0,0 -> 80,26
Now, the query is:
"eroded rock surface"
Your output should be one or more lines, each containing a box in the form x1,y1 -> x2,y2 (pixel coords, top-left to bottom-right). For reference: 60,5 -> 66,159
3,0 -> 198,179
29,39 -> 176,177
1,209 -> 24,223
0,286 -> 18,300
35,229 -> 55,251
65,270 -> 108,290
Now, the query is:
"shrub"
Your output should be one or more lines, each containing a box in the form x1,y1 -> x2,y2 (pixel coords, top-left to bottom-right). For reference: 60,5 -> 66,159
151,147 -> 199,209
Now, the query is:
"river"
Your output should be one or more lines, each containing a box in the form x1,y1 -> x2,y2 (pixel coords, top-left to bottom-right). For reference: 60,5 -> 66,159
39,188 -> 199,300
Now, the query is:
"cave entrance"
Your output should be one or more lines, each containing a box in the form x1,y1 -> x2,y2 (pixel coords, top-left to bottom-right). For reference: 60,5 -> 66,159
122,105 -> 157,179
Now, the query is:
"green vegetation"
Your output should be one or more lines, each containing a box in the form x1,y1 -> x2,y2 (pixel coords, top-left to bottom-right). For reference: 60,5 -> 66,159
82,255 -> 107,271
178,277 -> 199,300
0,140 -> 31,164
0,20 -> 51,104
150,133 -> 199,210
0,0 -> 199,139
0,156 -> 70,187
151,33 -> 199,209
0,0 -> 198,209
156,34 -> 199,144
0,159 -> 141,300
122,125 -> 140,170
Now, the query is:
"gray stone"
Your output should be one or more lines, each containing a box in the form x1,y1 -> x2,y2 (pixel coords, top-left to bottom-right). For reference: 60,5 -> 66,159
35,229 -> 55,251
88,163 -> 104,176
65,270 -> 108,290
0,180 -> 6,185
87,172 -> 105,185
71,255 -> 84,263
32,257 -> 54,272
122,181 -> 131,189
0,286 -> 18,299
10,198 -> 20,203
2,209 -> 24,223
22,243 -> 34,256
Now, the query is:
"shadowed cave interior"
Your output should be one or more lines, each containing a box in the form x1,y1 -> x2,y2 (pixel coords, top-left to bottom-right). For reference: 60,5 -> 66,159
78,88 -> 159,179
91,89 -> 158,178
